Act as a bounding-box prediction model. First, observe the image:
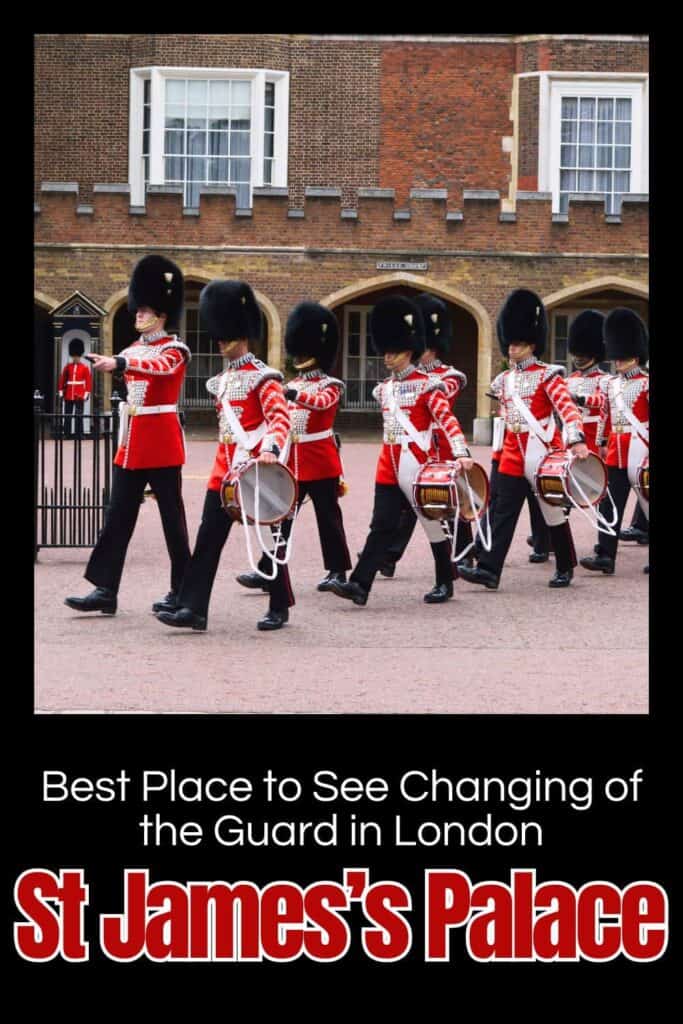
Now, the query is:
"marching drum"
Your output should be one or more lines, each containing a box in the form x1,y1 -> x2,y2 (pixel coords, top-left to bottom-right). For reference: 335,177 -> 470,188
535,451 -> 607,509
220,459 -> 298,525
413,460 -> 490,523
636,454 -> 650,503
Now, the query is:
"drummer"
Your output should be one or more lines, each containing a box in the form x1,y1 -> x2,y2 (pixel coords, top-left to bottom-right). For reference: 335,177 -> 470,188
156,279 -> 295,632
459,289 -> 589,591
565,310 -> 609,455
328,294 -> 472,608
579,308 -> 649,577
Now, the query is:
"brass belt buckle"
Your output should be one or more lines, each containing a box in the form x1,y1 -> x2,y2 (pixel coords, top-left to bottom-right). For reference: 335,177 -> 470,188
615,423 -> 624,434
291,432 -> 300,444
129,405 -> 137,417
387,433 -> 396,444
511,422 -> 521,434
223,433 -> 234,444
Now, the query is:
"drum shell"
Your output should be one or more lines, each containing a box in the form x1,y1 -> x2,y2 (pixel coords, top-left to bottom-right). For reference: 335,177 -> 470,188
413,460 -> 490,523
535,451 -> 607,509
637,455 -> 650,502
220,459 -> 298,525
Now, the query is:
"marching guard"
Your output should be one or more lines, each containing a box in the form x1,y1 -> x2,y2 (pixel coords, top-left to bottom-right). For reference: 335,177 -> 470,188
328,294 -> 472,607
236,301 -> 352,594
565,310 -> 609,455
459,288 -> 589,591
156,280 -> 295,632
579,308 -> 649,577
64,255 -> 191,616
58,338 -> 92,439
379,292 -> 474,575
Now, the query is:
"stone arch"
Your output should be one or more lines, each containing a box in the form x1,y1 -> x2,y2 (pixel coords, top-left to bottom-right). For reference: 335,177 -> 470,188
543,275 -> 649,311
34,290 -> 61,312
319,272 -> 494,418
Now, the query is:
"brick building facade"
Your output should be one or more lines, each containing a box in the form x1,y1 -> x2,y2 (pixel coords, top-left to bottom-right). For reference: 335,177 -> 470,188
34,33 -> 649,432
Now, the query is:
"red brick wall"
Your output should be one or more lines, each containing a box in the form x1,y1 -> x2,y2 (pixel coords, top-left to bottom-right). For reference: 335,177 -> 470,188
516,37 -> 648,73
518,76 -> 540,189
379,43 -> 515,206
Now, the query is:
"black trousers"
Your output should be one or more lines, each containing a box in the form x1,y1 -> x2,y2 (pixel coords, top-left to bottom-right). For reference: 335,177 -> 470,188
64,399 -> 85,438
351,484 -> 454,594
86,465 -> 191,594
630,499 -> 649,534
384,506 -> 474,565
595,467 -> 639,561
179,489 -> 294,618
475,460 -> 551,559
478,471 -> 576,579
258,476 -> 351,574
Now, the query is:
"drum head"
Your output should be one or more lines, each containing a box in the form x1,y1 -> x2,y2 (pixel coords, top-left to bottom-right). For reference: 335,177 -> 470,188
238,462 -> 297,525
454,463 -> 489,521
566,453 -> 606,508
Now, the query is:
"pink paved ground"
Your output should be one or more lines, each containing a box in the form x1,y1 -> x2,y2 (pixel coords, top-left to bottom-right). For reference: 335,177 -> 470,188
35,440 -> 648,714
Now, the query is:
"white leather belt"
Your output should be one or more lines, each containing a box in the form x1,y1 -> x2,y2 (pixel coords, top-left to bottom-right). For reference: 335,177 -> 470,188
69,380 -> 86,387
293,428 -> 334,444
582,414 -> 601,424
504,416 -> 551,435
613,422 -> 648,435
383,429 -> 431,447
127,403 -> 178,417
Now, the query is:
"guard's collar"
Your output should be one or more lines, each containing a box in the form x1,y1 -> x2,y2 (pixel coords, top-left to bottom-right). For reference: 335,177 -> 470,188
512,355 -> 537,371
138,329 -> 167,344
392,363 -> 416,381
227,352 -> 254,369
421,359 -> 444,372
299,368 -> 324,380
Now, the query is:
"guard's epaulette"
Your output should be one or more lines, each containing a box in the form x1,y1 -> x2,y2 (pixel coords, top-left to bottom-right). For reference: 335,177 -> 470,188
158,337 -> 192,363
441,366 -> 468,389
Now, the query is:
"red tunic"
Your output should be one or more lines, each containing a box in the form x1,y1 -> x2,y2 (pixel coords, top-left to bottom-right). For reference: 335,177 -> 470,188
423,359 -> 467,461
286,370 -> 343,481
58,361 -> 92,401
372,366 -> 469,486
205,354 -> 291,492
566,366 -> 609,454
490,358 -> 584,477
114,334 -> 190,470
597,368 -> 649,469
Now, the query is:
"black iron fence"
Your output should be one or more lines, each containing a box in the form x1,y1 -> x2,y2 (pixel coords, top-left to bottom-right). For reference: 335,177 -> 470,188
33,390 -> 121,558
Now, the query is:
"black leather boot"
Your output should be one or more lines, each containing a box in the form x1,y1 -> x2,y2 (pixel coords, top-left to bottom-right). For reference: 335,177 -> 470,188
548,569 -> 573,588
529,552 -> 549,563
317,571 -> 346,592
236,572 -> 270,592
619,526 -> 649,545
423,582 -> 454,603
64,587 -> 117,615
458,565 -> 500,590
378,562 -> 396,578
579,555 -> 615,575
257,608 -> 289,631
328,579 -> 369,606
152,591 -> 178,614
156,607 -> 207,631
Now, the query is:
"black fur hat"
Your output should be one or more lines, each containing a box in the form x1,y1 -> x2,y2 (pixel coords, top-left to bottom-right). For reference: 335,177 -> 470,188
604,307 -> 649,364
415,293 -> 452,357
497,288 -> 548,357
285,302 -> 339,373
568,310 -> 606,361
68,338 -> 85,357
199,280 -> 263,343
369,295 -> 425,359
127,255 -> 184,329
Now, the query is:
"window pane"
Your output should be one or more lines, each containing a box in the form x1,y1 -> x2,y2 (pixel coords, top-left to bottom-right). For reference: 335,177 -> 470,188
561,145 -> 577,166
209,80 -> 230,105
561,120 -> 577,143
597,121 -> 612,145
166,80 -> 185,104
263,160 -> 273,185
560,170 -> 576,191
596,170 -> 612,192
614,171 -> 630,192
597,146 -> 612,169
614,146 -> 630,169
165,130 -> 185,154
230,131 -> 250,156
579,121 -> 595,143
142,130 -> 149,156
143,105 -> 150,131
615,98 -> 632,120
165,115 -> 185,130
143,78 -> 151,102
230,157 -> 251,182
187,130 -> 207,155
232,81 -> 251,105
208,157 -> 229,182
187,157 -> 206,181
559,192 -> 569,213
346,356 -> 360,376
579,97 -> 595,119
615,123 -> 631,145
347,333 -> 360,356
264,133 -> 274,158
188,80 -> 207,104
265,81 -> 275,105
231,108 -> 251,131
265,107 -> 274,132
187,108 -> 207,129
579,145 -> 594,168
555,337 -> 568,362
165,156 -> 185,180
186,181 -> 201,208
561,97 -> 578,119
555,315 -> 569,337
208,131 -> 229,156
597,97 -> 613,120
578,170 -> 594,191
349,312 -> 361,332
209,111 -> 230,130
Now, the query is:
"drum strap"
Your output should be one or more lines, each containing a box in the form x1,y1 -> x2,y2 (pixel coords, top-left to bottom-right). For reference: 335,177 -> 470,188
614,386 -> 649,444
220,396 -> 267,455
505,372 -> 555,444
385,382 -> 433,453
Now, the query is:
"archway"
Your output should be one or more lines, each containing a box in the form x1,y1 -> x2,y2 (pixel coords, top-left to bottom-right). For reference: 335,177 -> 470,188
318,273 -> 492,432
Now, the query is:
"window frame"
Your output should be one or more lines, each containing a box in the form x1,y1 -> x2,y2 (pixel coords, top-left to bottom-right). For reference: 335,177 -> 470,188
537,72 -> 648,214
342,305 -> 385,411
129,66 -> 290,208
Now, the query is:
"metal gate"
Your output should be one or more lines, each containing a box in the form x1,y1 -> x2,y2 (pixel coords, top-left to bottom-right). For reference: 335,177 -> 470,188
34,390 -> 121,557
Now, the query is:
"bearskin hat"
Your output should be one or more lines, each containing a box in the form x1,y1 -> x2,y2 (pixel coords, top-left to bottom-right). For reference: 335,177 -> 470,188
369,295 -> 425,360
68,338 -> 85,357
497,288 -> 548,357
567,310 -> 606,361
604,307 -> 649,364
199,280 -> 263,344
285,302 -> 339,373
415,293 -> 452,357
127,254 -> 184,329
